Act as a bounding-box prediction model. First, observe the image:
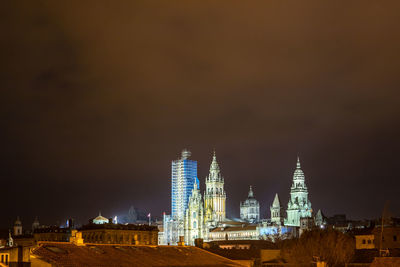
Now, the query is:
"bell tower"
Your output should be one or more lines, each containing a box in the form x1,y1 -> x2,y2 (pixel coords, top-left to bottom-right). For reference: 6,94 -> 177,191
14,216 -> 22,236
204,151 -> 226,222
285,157 -> 312,226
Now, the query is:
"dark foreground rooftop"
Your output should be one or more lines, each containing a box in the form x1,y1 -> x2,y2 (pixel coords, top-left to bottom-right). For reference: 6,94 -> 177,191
31,242 -> 242,267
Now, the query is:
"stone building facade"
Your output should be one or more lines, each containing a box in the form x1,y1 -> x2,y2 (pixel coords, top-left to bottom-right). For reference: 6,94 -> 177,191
80,224 -> 158,245
184,181 -> 206,245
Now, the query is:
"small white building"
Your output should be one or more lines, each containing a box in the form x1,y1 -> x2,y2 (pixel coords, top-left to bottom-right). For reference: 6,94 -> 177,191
208,225 -> 259,241
93,212 -> 109,224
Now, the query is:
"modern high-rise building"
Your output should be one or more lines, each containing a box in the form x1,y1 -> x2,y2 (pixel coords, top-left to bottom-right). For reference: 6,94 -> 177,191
285,157 -> 312,226
171,149 -> 199,221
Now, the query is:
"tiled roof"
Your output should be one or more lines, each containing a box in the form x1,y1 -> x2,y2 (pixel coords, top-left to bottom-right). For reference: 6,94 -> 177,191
32,242 -> 242,266
371,257 -> 400,266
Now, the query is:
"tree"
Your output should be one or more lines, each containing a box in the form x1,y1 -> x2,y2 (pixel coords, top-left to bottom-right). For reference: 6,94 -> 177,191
280,228 -> 354,266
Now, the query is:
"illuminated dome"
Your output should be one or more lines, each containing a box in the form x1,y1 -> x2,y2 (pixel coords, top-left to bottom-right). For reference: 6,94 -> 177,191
93,212 -> 109,224
293,157 -> 305,181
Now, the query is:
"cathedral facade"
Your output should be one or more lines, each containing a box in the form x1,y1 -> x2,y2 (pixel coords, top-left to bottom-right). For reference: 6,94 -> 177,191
184,181 -> 206,245
161,150 -> 227,245
160,152 -> 316,245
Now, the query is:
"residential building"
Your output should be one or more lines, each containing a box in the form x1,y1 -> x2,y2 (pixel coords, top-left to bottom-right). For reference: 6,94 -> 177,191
33,226 -> 71,243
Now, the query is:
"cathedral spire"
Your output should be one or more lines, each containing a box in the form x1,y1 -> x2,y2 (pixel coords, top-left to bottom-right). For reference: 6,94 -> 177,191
286,157 -> 312,226
208,150 -> 221,181
248,185 -> 254,198
204,150 -> 226,222
210,150 -> 218,170
272,193 -> 281,207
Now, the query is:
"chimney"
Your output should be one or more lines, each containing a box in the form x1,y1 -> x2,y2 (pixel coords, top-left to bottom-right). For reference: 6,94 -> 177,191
178,236 -> 185,246
70,230 -> 84,246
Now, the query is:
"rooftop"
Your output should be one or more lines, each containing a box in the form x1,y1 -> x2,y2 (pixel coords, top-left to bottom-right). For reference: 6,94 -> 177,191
32,242 -> 241,267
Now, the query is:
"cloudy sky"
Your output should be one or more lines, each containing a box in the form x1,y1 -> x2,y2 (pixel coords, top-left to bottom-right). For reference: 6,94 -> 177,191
1,1 -> 399,228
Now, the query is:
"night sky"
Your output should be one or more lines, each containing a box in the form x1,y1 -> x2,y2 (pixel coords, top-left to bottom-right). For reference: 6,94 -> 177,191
1,1 -> 400,229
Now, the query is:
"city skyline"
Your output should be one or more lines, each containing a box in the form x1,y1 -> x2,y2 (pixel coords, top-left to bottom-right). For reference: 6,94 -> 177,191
3,150 -> 394,229
1,1 -> 400,229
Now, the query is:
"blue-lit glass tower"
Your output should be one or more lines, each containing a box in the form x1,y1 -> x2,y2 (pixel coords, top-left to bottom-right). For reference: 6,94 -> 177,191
171,149 -> 199,221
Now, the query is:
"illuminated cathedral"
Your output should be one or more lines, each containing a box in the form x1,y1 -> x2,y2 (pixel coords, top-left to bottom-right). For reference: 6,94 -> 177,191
160,151 -> 315,245
182,151 -> 227,245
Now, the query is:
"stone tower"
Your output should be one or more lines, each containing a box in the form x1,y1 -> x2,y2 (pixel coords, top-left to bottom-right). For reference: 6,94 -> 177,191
270,193 -> 284,225
32,216 -> 40,232
14,216 -> 22,236
204,151 -> 226,223
285,157 -> 312,226
240,186 -> 260,223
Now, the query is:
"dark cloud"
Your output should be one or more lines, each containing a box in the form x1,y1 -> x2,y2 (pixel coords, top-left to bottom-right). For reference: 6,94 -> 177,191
0,0 -> 399,228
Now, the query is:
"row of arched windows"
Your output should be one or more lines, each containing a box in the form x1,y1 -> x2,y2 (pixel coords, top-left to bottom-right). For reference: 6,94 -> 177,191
82,231 -> 156,245
207,188 -> 223,194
